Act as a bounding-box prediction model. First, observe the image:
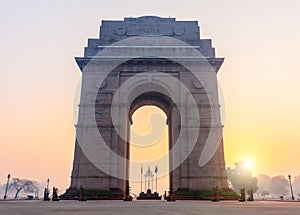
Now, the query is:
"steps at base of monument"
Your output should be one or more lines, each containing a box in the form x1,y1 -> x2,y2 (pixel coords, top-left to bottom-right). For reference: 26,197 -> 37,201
60,188 -> 123,200
174,188 -> 239,201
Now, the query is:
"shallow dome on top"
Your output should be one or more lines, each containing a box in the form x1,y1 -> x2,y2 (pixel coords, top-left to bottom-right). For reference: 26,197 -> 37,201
124,15 -> 175,22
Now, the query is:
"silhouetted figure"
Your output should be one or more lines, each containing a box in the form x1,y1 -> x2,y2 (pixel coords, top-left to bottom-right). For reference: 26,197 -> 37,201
44,179 -> 50,201
78,185 -> 87,201
123,181 -> 133,201
52,187 -> 59,201
167,187 -> 175,202
239,187 -> 246,202
247,188 -> 254,201
211,185 -> 220,202
43,188 -> 50,201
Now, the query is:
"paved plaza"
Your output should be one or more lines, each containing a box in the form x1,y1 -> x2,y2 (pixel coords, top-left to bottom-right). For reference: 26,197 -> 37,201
0,200 -> 300,215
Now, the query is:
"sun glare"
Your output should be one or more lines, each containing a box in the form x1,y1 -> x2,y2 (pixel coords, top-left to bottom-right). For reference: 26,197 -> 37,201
244,160 -> 253,169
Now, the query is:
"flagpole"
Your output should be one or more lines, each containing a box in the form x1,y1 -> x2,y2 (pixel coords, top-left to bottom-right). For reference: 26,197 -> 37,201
155,165 -> 158,193
156,172 -> 157,193
151,176 -> 153,191
140,166 -> 143,193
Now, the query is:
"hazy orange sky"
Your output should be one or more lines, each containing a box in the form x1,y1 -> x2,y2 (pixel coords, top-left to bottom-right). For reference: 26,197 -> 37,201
0,1 -> 300,194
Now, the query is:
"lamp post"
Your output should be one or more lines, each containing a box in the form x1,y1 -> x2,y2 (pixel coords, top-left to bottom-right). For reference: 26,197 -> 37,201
3,174 -> 10,200
288,175 -> 294,200
155,165 -> 158,193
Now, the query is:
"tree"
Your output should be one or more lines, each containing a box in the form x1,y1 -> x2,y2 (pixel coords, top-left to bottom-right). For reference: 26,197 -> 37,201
270,175 -> 289,196
261,190 -> 270,197
256,174 -> 271,196
292,175 -> 300,196
226,161 -> 258,193
9,178 -> 39,199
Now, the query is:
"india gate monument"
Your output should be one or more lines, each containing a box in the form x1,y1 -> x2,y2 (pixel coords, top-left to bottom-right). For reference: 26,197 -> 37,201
62,16 -> 229,200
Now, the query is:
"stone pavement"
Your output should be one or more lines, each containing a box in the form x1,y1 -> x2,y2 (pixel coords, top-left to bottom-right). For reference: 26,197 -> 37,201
0,200 -> 300,215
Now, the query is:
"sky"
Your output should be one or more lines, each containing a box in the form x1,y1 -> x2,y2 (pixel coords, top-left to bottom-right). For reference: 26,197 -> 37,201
130,106 -> 169,195
0,0 -> 300,195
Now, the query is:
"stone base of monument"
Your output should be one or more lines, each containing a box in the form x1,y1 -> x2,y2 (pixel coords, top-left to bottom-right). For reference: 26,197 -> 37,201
60,188 -> 123,200
137,189 -> 162,200
174,188 -> 239,201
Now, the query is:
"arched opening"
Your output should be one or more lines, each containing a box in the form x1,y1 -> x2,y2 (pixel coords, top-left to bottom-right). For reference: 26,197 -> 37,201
129,105 -> 170,197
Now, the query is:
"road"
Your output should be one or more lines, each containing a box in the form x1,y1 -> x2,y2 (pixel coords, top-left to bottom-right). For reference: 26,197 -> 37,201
0,200 -> 300,215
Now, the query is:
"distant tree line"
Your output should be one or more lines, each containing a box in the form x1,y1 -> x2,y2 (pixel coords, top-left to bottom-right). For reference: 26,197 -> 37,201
227,161 -> 300,198
1,177 -> 42,199
227,161 -> 258,193
9,178 -> 39,199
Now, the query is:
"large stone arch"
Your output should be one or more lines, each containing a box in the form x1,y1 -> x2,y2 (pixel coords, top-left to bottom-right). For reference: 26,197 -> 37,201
62,16 -> 228,200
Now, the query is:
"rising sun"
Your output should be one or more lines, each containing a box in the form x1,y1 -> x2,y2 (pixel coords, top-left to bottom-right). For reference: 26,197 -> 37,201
244,160 -> 253,169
